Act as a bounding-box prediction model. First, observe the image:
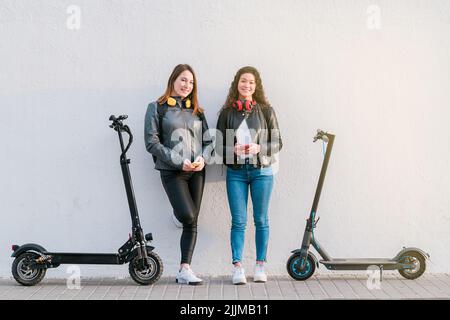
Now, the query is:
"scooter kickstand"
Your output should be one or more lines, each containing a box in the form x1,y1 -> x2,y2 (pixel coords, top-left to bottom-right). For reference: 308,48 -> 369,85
380,265 -> 383,282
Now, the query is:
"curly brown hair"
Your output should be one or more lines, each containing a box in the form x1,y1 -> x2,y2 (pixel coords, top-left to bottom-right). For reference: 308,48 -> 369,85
223,66 -> 271,110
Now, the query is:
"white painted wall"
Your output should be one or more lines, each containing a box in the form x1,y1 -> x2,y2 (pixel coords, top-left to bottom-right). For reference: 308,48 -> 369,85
1,0 -> 449,280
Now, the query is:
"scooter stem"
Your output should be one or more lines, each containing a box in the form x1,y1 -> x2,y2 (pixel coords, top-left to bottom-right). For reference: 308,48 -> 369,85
311,130 -> 335,216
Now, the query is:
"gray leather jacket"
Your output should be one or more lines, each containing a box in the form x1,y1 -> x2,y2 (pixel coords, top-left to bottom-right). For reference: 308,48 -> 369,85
144,98 -> 212,171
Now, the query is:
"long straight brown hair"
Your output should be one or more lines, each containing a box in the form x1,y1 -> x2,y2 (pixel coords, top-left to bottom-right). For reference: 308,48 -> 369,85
157,64 -> 203,114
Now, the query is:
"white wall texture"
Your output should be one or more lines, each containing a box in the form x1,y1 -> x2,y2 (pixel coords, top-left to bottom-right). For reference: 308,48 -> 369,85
1,0 -> 449,279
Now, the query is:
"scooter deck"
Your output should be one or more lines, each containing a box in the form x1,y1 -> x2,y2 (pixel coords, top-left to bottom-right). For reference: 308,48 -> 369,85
46,252 -> 120,265
320,258 -> 400,270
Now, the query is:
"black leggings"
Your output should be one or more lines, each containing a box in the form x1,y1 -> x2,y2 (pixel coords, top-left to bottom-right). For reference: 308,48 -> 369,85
160,169 -> 205,265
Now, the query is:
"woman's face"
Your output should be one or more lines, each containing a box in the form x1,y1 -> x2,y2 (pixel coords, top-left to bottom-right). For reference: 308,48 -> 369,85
237,73 -> 256,100
171,70 -> 194,98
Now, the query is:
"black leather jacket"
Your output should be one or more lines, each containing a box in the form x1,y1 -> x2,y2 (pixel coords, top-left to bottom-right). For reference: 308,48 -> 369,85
216,104 -> 282,169
144,98 -> 212,171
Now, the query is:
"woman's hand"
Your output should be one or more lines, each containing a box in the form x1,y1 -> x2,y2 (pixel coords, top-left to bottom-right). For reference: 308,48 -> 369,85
234,144 -> 248,156
182,159 -> 194,171
246,143 -> 261,155
235,143 -> 260,155
192,156 -> 205,171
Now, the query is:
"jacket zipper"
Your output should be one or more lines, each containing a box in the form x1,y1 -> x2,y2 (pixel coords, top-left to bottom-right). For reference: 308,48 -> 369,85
178,100 -> 193,162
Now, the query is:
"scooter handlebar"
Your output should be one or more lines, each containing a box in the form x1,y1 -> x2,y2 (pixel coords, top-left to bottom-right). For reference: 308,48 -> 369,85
109,115 -> 130,132
109,115 -> 128,128
109,115 -> 133,156
313,129 -> 329,143
109,115 -> 128,121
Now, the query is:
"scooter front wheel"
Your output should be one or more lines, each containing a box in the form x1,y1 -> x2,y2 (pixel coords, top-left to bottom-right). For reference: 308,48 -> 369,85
287,252 -> 316,281
398,251 -> 426,280
12,252 -> 47,286
129,250 -> 163,285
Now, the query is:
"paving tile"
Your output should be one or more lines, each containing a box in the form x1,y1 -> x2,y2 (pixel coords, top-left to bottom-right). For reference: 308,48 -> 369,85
1,274 -> 450,300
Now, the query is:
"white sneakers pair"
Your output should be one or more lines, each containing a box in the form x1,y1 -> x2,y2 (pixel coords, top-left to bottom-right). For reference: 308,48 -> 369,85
232,264 -> 267,285
176,266 -> 203,285
176,264 -> 266,285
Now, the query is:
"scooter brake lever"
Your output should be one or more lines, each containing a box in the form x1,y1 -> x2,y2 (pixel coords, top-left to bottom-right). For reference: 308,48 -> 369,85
313,216 -> 320,228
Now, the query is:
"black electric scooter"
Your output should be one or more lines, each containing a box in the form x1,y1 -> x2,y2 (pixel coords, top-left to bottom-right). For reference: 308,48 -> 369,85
287,129 -> 429,281
11,115 -> 163,286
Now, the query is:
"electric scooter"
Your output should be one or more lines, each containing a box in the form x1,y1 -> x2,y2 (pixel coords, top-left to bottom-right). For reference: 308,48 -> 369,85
11,115 -> 163,286
287,129 -> 429,281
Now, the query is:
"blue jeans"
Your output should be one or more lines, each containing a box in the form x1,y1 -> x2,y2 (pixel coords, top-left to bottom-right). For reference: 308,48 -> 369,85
226,164 -> 274,263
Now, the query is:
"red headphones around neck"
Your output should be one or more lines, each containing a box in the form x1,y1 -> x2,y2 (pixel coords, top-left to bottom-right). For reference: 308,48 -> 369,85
232,99 -> 256,111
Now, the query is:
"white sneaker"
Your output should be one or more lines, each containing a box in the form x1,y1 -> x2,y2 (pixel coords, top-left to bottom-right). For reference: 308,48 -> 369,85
176,266 -> 203,285
232,265 -> 247,285
172,212 -> 183,228
253,264 -> 267,283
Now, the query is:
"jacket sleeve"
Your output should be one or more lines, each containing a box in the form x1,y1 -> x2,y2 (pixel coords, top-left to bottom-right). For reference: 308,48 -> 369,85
144,102 -> 184,169
200,113 -> 213,160
259,107 -> 283,157
216,109 -> 236,164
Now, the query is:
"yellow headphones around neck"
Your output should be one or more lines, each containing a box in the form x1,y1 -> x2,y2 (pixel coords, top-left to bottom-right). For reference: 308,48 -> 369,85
167,97 -> 191,108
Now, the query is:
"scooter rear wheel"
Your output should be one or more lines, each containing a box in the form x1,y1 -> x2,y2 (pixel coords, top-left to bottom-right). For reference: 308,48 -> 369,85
287,252 -> 316,281
12,252 -> 47,286
129,250 -> 163,285
398,251 -> 426,280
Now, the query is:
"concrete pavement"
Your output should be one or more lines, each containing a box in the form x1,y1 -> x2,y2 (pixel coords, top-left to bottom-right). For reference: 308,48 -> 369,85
1,273 -> 450,300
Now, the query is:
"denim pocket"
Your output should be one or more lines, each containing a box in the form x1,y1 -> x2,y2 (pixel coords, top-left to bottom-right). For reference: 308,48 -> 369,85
259,166 -> 273,176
